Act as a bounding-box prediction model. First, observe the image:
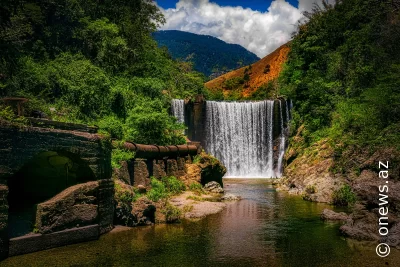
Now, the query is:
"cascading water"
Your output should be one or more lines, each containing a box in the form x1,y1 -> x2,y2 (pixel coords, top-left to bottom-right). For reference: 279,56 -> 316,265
171,99 -> 185,123
204,100 -> 276,178
171,98 -> 291,178
276,100 -> 286,177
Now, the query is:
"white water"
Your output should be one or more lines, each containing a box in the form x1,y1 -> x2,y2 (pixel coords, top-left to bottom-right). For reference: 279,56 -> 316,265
171,99 -> 185,123
171,98 -> 291,178
276,100 -> 286,177
204,100 -> 276,178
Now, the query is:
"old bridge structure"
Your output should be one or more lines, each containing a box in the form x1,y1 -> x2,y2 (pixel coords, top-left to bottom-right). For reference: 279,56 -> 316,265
0,119 -> 113,259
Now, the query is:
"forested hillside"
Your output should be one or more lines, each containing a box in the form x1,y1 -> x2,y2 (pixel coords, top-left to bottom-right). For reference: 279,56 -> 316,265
153,30 -> 259,78
280,0 -> 400,170
0,0 -> 207,145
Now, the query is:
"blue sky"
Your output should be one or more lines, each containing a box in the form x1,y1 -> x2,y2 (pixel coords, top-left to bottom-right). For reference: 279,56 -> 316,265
157,0 -> 299,12
156,0 -> 322,57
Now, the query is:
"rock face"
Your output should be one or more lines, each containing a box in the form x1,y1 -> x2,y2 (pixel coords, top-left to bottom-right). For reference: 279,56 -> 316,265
131,197 -> 156,226
278,138 -> 342,203
36,181 -> 99,234
204,181 -> 224,194
282,129 -> 400,246
113,181 -> 156,227
338,169 -> 400,244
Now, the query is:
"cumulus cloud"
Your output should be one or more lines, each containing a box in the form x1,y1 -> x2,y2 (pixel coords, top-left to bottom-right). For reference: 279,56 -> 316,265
157,0 -> 336,58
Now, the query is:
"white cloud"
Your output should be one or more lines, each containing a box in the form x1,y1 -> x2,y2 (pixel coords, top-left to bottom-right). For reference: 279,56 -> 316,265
157,0 -> 312,58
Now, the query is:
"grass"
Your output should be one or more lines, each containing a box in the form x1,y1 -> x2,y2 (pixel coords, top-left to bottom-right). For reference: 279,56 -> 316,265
332,184 -> 357,206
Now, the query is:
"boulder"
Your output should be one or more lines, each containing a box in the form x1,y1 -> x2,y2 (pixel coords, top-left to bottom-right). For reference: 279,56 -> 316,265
221,193 -> 241,201
36,181 -> 99,234
204,181 -> 224,194
339,204 -> 380,241
131,197 -> 156,226
320,209 -> 348,222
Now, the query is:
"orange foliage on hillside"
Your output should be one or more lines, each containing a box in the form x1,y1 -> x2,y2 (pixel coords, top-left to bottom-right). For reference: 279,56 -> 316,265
205,43 -> 290,98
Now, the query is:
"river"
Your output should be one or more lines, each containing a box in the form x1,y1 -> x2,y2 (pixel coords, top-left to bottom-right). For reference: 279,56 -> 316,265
2,179 -> 398,267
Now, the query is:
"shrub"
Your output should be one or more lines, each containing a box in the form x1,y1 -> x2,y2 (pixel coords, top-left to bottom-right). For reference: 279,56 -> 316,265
111,148 -> 135,169
147,178 -> 168,202
332,184 -> 356,206
146,176 -> 186,202
161,176 -> 186,195
189,182 -> 203,195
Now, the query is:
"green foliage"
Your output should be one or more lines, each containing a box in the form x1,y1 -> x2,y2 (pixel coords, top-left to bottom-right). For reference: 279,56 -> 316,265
223,77 -> 244,90
160,176 -> 186,195
0,0 -> 204,146
111,149 -> 135,169
332,184 -> 357,206
114,182 -> 135,204
247,81 -> 276,100
147,178 -> 168,202
146,176 -> 186,202
189,182 -> 204,195
280,0 -> 400,151
0,105 -> 28,125
192,155 -> 202,164
125,99 -> 186,145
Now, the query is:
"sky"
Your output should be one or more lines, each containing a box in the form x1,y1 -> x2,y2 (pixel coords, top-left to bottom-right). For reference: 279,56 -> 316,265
155,0 -> 333,58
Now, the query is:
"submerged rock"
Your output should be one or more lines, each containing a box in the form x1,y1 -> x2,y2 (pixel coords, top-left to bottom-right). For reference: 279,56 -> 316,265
204,181 -> 224,194
221,193 -> 241,201
320,209 -> 348,222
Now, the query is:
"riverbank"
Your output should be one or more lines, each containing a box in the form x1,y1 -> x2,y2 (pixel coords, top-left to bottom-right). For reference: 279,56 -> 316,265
3,180 -> 399,267
277,135 -> 400,249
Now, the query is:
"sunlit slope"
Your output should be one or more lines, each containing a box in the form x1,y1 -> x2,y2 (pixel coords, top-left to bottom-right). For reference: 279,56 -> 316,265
205,43 -> 290,98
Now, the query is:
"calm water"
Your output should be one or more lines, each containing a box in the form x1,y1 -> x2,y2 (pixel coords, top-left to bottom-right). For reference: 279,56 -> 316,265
2,180 -> 399,267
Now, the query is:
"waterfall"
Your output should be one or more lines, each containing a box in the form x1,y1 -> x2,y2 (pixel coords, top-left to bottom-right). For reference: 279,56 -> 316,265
171,99 -> 185,123
276,101 -> 286,178
204,100 -> 277,178
171,98 -> 291,178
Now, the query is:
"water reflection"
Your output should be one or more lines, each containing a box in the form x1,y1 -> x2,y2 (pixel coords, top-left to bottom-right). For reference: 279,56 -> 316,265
2,180 -> 399,267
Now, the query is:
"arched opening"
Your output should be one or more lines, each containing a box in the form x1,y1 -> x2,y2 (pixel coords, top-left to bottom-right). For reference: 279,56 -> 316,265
7,151 -> 95,238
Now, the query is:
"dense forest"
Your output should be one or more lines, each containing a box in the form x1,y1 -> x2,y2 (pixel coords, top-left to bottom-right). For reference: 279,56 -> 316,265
0,0 -> 208,146
153,30 -> 259,78
279,0 -> 400,166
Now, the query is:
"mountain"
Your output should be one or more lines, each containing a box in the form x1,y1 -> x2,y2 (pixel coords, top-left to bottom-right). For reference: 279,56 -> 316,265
153,30 -> 259,78
205,43 -> 290,99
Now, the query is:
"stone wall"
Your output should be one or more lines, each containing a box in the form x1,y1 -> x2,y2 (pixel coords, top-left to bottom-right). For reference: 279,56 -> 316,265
115,156 -> 193,188
0,120 -> 113,259
0,120 -> 112,183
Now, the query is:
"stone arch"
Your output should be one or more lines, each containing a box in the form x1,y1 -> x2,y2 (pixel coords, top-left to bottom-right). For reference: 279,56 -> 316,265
7,150 -> 96,238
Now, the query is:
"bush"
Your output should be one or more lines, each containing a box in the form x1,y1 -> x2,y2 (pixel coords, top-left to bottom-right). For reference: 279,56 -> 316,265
332,184 -> 356,206
147,178 -> 168,202
124,98 -> 186,145
111,148 -> 135,169
161,176 -> 186,195
146,176 -> 186,202
189,182 -> 203,195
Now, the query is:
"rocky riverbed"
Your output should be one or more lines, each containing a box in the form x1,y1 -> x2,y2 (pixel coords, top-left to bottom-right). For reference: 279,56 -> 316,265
277,130 -> 400,249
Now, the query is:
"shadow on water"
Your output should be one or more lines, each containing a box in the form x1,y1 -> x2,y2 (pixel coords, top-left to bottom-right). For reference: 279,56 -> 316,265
2,179 -> 399,267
